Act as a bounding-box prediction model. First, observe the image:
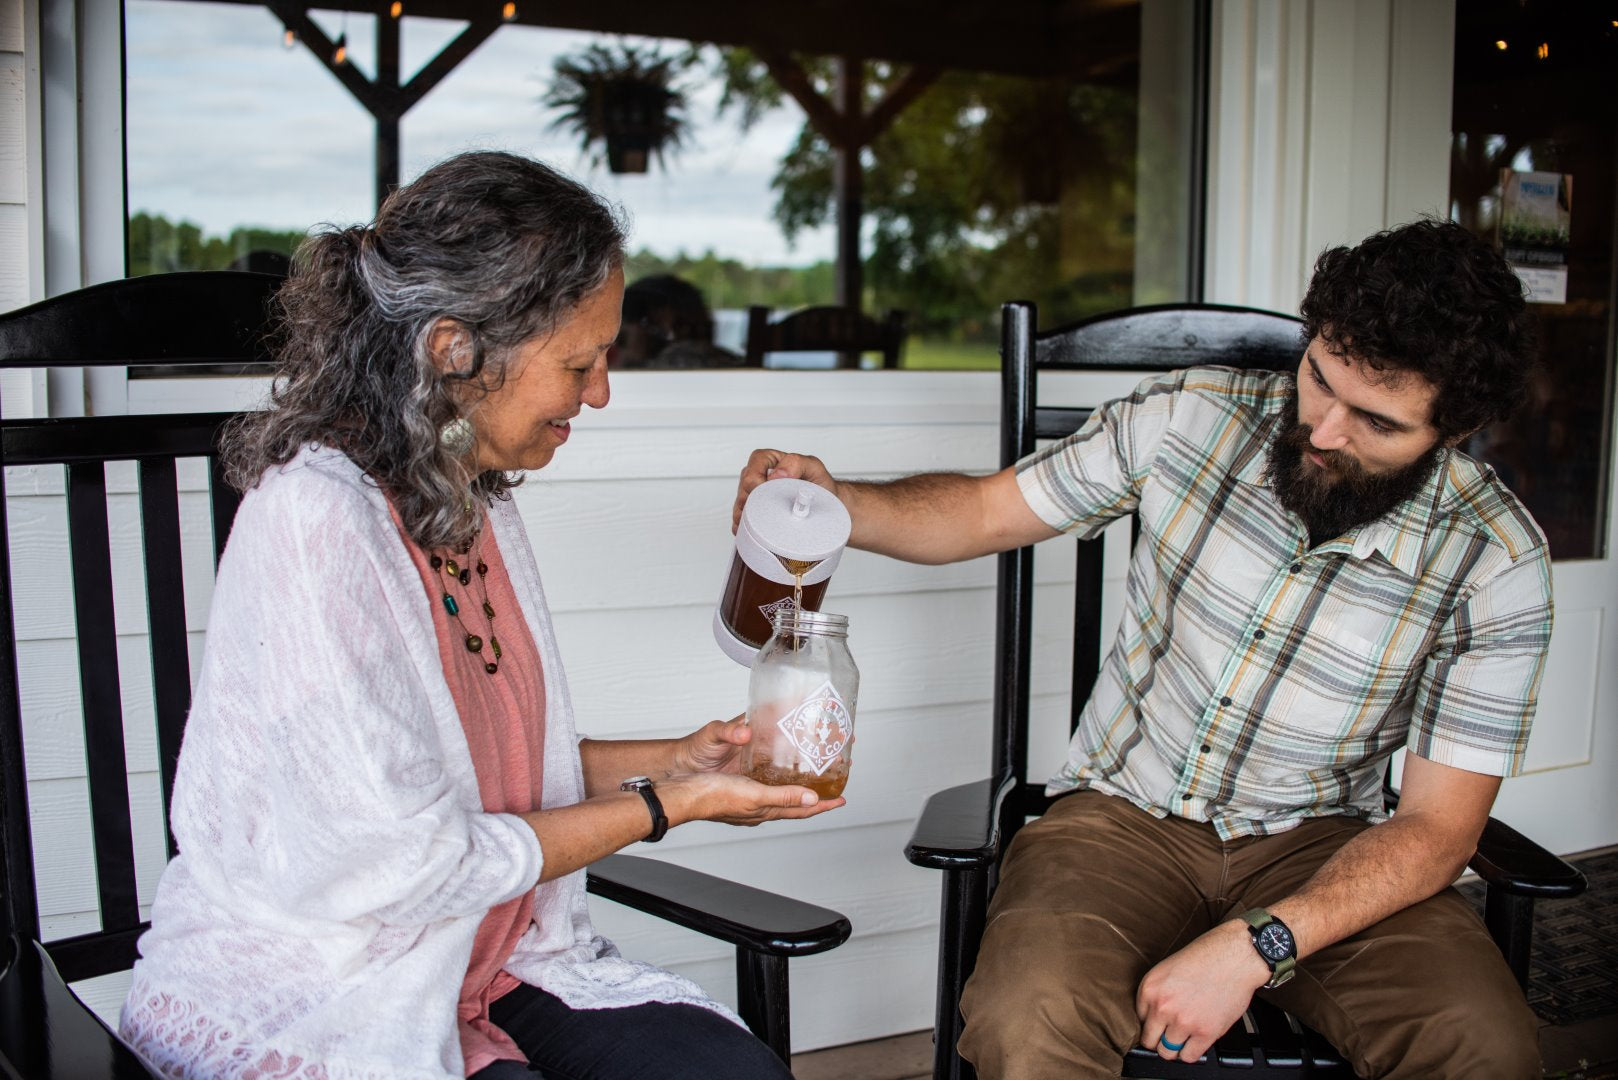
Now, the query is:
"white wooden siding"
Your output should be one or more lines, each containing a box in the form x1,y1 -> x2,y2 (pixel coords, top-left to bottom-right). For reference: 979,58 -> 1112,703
3,0 -> 46,418
1,0 -> 35,418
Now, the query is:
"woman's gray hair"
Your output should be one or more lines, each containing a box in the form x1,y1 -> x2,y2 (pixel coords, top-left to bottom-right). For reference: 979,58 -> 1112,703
224,150 -> 627,551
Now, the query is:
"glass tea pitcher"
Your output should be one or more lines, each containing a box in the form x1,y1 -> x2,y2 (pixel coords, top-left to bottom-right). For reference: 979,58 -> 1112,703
743,608 -> 859,799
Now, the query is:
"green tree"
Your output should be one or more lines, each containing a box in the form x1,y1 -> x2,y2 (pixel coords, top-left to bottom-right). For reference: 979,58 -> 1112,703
712,52 -> 1141,346
624,248 -> 834,311
127,212 -> 308,277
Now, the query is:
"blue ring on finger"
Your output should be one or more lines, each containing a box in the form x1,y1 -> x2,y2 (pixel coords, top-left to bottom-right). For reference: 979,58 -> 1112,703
1159,1035 -> 1187,1052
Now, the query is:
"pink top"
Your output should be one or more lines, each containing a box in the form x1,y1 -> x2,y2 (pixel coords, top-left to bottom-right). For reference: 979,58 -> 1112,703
395,508 -> 548,1076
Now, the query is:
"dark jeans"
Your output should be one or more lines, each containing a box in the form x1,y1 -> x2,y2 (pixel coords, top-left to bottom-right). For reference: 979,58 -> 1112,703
466,982 -> 792,1080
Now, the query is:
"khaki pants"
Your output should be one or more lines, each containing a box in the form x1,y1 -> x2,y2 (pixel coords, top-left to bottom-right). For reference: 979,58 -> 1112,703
957,791 -> 1539,1080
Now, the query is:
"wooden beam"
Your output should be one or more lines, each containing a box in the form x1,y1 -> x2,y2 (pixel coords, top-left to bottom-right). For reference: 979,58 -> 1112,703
265,2 -> 389,116
172,0 -> 1135,80
756,48 -> 854,148
398,15 -> 504,109
861,65 -> 940,143
264,4 -> 513,211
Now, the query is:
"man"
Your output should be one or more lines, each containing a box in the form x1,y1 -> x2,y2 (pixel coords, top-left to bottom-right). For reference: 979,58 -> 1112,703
732,220 -> 1549,1078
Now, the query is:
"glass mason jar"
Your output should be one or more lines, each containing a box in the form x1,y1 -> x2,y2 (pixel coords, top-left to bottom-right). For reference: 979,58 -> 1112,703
743,608 -> 859,799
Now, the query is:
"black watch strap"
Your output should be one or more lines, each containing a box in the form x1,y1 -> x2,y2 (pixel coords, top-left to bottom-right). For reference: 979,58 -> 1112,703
619,776 -> 668,842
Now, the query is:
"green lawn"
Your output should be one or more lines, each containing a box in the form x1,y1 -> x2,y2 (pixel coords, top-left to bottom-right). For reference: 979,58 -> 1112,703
900,339 -> 1000,370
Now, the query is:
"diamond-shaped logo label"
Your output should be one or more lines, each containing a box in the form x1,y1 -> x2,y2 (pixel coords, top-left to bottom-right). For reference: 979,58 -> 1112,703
776,681 -> 852,776
758,595 -> 799,622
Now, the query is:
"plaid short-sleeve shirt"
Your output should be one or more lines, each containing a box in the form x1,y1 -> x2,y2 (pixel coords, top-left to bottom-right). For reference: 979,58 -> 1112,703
1017,368 -> 1552,839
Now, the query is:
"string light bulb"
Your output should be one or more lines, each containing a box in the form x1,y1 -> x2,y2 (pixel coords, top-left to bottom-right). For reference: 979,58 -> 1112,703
502,2 -> 517,20
333,32 -> 349,65
1536,41 -> 1549,59
390,1 -> 402,16
1494,39 -> 1507,50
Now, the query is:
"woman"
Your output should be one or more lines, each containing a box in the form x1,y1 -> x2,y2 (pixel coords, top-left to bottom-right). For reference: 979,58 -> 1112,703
119,151 -> 840,1079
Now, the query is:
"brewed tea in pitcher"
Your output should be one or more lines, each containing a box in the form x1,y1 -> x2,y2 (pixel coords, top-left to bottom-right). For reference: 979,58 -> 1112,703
715,478 -> 850,665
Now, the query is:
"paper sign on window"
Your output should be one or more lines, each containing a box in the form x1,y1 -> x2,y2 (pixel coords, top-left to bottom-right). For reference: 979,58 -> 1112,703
1498,170 -> 1571,304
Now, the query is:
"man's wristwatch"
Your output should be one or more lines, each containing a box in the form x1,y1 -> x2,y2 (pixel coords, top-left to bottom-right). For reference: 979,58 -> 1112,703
1240,908 -> 1297,989
619,776 -> 669,842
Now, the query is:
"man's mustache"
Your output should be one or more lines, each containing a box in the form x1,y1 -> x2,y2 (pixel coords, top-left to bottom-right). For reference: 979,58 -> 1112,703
1278,422 -> 1358,479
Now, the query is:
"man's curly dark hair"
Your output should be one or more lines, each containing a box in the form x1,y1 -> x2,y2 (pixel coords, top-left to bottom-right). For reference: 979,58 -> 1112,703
1299,219 -> 1538,441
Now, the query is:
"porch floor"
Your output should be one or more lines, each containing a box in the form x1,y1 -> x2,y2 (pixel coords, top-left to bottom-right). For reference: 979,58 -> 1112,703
792,845 -> 1618,1080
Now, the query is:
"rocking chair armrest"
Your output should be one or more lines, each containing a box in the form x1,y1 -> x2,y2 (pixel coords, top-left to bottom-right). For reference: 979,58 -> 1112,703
1468,816 -> 1588,899
585,853 -> 851,957
0,933 -> 158,1079
904,776 -> 1018,871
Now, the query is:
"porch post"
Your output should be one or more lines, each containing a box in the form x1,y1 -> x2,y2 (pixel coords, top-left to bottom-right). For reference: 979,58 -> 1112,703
375,12 -> 401,207
833,55 -> 864,311
834,55 -> 863,365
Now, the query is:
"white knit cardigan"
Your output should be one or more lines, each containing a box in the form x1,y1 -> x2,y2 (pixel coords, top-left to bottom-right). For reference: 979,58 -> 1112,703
120,446 -> 736,1079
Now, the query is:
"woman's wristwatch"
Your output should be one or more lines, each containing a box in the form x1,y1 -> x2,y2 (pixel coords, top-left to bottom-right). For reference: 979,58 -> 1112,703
619,776 -> 669,842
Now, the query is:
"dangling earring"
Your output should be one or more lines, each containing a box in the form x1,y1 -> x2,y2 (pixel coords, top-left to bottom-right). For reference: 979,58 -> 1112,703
439,416 -> 475,455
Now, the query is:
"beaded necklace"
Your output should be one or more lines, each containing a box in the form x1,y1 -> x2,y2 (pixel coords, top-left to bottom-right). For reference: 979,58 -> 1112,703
431,536 -> 502,675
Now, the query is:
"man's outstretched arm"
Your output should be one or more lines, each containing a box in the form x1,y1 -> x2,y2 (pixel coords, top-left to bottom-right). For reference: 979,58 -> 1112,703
731,448 -> 1059,565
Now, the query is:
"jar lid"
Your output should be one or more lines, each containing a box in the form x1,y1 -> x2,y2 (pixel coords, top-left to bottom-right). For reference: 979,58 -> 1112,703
739,477 -> 852,562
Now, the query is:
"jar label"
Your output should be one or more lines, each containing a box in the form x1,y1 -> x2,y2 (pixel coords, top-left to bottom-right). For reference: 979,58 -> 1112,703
758,594 -> 799,623
776,681 -> 852,776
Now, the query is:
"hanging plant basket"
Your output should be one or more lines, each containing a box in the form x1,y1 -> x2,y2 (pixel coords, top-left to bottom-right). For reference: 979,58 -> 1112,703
544,43 -> 691,175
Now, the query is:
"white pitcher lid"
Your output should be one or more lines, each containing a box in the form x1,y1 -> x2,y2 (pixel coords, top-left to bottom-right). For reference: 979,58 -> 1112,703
739,477 -> 852,562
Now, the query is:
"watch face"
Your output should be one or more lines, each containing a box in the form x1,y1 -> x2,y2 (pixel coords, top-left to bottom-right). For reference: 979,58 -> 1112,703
1256,921 -> 1295,961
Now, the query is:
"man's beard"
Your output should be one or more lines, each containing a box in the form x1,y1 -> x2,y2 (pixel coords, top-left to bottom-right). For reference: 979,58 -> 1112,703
1264,386 -> 1444,547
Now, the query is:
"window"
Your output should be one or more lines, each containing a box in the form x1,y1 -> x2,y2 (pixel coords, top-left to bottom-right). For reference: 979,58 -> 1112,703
124,1 -> 1205,370
1451,0 -> 1618,558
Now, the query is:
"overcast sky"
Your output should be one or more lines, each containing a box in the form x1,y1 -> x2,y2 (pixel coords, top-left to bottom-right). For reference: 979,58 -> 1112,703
124,1 -> 836,266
